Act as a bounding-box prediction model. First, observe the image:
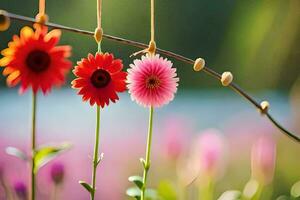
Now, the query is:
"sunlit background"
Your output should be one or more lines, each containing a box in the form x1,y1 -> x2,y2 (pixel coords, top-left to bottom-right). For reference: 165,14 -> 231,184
0,0 -> 300,199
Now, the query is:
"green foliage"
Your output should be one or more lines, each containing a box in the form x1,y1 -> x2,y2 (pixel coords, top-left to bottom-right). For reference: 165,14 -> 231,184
127,187 -> 141,200
129,176 -> 144,189
242,179 -> 261,200
34,143 -> 71,173
126,185 -> 158,200
157,180 -> 177,200
127,157 -> 158,200
5,146 -> 28,161
5,143 -> 71,174
217,190 -> 241,200
79,180 -> 94,194
140,158 -> 146,169
291,181 -> 300,198
96,152 -> 104,165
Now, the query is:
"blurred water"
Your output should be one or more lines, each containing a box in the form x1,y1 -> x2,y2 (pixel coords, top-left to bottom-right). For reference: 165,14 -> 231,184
0,88 -> 291,140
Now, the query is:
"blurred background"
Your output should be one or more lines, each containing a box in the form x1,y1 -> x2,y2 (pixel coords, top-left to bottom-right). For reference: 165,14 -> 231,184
0,0 -> 299,199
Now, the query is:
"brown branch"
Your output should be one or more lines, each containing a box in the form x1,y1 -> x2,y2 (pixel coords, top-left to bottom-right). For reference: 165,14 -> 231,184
4,11 -> 300,143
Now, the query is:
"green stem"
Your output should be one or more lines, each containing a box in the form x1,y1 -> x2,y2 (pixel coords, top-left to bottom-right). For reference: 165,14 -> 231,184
141,106 -> 154,200
252,184 -> 263,200
89,37 -> 102,200
31,92 -> 37,200
199,178 -> 214,200
51,184 -> 58,200
177,178 -> 186,200
98,42 -> 102,53
91,106 -> 101,200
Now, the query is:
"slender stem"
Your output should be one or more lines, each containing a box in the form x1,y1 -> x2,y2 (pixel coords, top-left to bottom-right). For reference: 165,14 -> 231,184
177,176 -> 187,200
96,0 -> 102,53
90,15 -> 102,200
141,106 -> 154,200
199,178 -> 214,200
51,184 -> 58,200
31,92 -> 37,200
252,185 -> 263,200
98,42 -> 102,53
5,12 -> 300,143
38,0 -> 45,15
150,0 -> 155,42
97,0 -> 102,30
91,106 -> 100,200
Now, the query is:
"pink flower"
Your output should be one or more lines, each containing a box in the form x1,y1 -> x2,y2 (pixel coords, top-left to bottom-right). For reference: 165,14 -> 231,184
13,181 -> 28,200
50,162 -> 65,184
251,136 -> 276,185
192,129 -> 226,179
161,117 -> 190,161
127,54 -> 179,107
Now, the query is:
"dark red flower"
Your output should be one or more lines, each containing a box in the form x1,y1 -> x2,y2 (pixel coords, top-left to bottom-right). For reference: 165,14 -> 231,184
72,53 -> 127,107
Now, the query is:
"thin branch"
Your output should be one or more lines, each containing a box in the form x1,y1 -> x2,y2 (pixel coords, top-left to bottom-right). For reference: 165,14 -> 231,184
4,11 -> 300,143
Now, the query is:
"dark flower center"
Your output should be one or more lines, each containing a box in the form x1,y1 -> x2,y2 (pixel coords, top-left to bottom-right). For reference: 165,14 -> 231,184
90,69 -> 111,88
26,50 -> 51,73
146,75 -> 160,89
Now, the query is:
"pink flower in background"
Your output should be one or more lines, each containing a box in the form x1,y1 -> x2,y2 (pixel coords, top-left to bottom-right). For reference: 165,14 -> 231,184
192,129 -> 226,179
251,136 -> 276,185
50,162 -> 65,184
161,117 -> 190,161
13,181 -> 27,200
127,54 -> 179,107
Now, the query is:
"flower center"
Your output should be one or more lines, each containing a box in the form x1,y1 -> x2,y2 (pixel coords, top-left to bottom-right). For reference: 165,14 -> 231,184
90,69 -> 111,88
26,50 -> 51,73
146,75 -> 160,89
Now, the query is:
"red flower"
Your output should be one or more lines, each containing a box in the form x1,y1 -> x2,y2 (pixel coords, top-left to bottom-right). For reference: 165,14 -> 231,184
72,53 -> 127,107
0,24 -> 72,94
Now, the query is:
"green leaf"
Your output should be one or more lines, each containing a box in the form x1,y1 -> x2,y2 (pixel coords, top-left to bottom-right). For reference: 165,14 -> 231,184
291,180 -> 300,198
126,187 -> 157,200
6,147 -> 28,161
157,180 -> 177,200
217,190 -> 241,200
126,187 -> 141,200
96,153 -> 104,165
140,158 -> 146,168
79,180 -> 94,194
34,143 -> 71,173
129,176 -> 144,189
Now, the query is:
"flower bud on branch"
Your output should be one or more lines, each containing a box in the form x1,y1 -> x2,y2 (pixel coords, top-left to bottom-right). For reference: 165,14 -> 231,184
0,10 -> 10,31
193,58 -> 205,72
